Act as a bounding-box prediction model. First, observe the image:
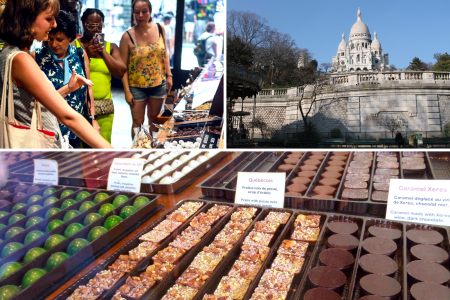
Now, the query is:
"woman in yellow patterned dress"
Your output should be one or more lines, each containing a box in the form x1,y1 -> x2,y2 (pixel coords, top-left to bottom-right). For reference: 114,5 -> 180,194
120,0 -> 173,138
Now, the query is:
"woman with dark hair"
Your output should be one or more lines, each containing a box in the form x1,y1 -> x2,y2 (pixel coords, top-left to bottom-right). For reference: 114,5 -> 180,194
75,8 -> 126,145
120,0 -> 172,138
0,0 -> 112,148
32,10 -> 101,148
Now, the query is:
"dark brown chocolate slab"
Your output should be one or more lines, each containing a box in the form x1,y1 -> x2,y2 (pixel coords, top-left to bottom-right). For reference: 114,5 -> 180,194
368,225 -> 402,241
410,244 -> 449,264
407,260 -> 450,284
327,233 -> 359,251
410,282 -> 450,300
406,229 -> 444,245
359,254 -> 398,276
308,266 -> 346,289
303,287 -> 342,300
360,274 -> 401,298
327,220 -> 359,235
319,248 -> 354,269
362,237 -> 397,256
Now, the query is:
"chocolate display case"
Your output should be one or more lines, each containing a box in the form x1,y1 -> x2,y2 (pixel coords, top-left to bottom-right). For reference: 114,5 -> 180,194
0,183 -> 160,300
51,200 -> 449,300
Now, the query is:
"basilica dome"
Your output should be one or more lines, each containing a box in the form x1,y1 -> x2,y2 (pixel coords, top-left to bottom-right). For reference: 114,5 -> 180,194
349,8 -> 371,40
371,32 -> 381,49
338,33 -> 348,51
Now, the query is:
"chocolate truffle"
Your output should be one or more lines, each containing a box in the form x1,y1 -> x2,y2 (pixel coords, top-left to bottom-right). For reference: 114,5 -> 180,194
318,178 -> 341,187
321,172 -> 342,179
284,158 -> 300,165
286,184 -> 308,194
303,159 -> 322,166
359,274 -> 401,298
327,234 -> 359,251
368,225 -> 401,241
407,260 -> 450,284
278,164 -> 296,174
359,254 -> 398,276
313,186 -> 336,195
319,248 -> 354,270
299,165 -> 318,172
410,244 -> 449,264
303,288 -> 342,300
291,177 -> 312,185
327,220 -> 358,235
325,166 -> 345,173
328,160 -> 346,167
297,171 -> 317,179
27,185 -> 41,194
308,266 -> 346,290
406,229 -> 444,245
362,237 -> 397,256
410,282 -> 450,300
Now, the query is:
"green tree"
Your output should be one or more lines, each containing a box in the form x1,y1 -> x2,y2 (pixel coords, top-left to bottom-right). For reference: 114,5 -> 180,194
431,53 -> 450,72
407,57 -> 427,71
227,36 -> 254,67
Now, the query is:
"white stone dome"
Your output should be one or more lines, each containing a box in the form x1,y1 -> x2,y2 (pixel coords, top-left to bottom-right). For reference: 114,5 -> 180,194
371,31 -> 381,49
349,9 -> 371,40
338,33 -> 348,51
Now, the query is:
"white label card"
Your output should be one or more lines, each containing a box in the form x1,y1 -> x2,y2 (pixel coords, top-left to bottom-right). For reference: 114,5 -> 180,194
107,158 -> 145,193
235,172 -> 286,208
386,179 -> 450,226
33,159 -> 58,185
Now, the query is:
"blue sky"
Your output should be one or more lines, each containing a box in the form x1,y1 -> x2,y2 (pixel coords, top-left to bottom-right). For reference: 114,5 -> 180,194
227,0 -> 450,69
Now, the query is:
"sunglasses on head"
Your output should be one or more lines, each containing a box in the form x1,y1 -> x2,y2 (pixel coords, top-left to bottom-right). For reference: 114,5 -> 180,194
85,23 -> 105,30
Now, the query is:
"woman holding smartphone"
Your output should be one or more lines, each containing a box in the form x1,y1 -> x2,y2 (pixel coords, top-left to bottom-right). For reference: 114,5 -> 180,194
120,0 -> 173,138
75,9 -> 126,145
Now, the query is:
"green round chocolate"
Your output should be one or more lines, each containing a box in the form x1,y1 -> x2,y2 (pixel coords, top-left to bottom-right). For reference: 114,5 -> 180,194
64,223 -> 84,238
26,205 -> 43,216
133,196 -> 150,209
75,191 -> 91,202
83,213 -> 101,226
93,192 -> 109,204
79,201 -> 95,213
98,203 -> 115,216
42,197 -> 59,207
24,230 -> 44,245
119,206 -> 137,219
63,210 -> 80,222
4,227 -> 24,240
60,190 -> 74,199
27,195 -> 42,205
1,242 -> 23,258
104,215 -> 123,230
44,207 -> 61,219
87,226 -> 107,242
11,203 -> 26,212
0,285 -> 21,300
25,217 -> 43,229
43,188 -> 56,197
44,234 -> 66,250
0,224 -> 5,231
112,195 -> 129,207
0,262 -> 22,279
22,268 -> 46,288
46,219 -> 63,232
0,211 -> 8,218
67,238 -> 89,255
60,199 -> 76,210
23,247 -> 46,264
8,214 -> 25,225
46,252 -> 70,271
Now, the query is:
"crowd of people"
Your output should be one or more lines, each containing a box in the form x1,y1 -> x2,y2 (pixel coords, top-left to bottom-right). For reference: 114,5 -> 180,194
0,0 -> 220,149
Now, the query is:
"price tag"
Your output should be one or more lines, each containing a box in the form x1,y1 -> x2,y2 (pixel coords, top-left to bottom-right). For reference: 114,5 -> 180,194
107,158 -> 145,193
386,179 -> 450,226
235,172 -> 286,208
200,132 -> 220,149
33,159 -> 58,185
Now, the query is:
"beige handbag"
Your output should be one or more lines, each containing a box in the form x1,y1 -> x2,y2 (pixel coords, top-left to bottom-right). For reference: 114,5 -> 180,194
0,52 -> 55,149
94,98 -> 114,115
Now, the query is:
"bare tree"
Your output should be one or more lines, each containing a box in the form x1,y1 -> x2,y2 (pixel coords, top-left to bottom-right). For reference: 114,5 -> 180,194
227,10 -> 272,51
320,63 -> 332,72
378,116 -> 406,138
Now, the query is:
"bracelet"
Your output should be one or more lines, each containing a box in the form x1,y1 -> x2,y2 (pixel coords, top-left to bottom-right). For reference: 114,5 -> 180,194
167,74 -> 173,77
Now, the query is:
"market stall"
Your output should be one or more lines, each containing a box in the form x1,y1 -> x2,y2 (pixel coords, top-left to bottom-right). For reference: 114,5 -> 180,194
0,151 -> 448,300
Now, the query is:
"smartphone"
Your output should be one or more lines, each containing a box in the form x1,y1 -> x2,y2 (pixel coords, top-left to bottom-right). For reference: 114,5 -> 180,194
93,33 -> 105,46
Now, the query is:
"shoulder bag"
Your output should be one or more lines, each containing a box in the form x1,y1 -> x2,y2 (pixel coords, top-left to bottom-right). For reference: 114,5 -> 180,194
0,51 -> 55,149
